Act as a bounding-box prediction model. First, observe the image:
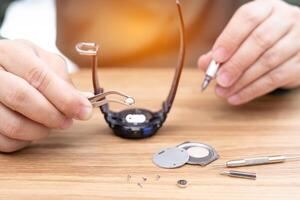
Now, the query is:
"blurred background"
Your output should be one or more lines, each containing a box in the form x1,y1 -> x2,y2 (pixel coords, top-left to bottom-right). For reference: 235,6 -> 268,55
0,0 -> 78,71
0,0 -> 247,70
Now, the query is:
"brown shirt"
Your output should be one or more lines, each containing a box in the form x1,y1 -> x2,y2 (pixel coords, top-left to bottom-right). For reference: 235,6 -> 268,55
56,0 -> 244,67
55,0 -> 298,68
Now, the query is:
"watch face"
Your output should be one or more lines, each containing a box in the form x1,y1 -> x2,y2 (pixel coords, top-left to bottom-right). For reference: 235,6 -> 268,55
105,108 -> 165,139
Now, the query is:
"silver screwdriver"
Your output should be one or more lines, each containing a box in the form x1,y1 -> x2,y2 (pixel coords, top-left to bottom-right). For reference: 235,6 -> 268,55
216,155 -> 300,168
201,59 -> 220,92
220,170 -> 257,180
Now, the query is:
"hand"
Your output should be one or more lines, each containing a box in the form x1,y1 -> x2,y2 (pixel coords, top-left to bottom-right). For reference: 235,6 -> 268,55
198,0 -> 300,105
0,39 -> 93,153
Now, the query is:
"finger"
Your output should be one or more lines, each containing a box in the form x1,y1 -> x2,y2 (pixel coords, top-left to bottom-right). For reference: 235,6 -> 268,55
40,53 -> 71,82
282,53 -> 300,88
0,40 -> 92,120
0,70 -> 73,129
80,91 -> 94,98
227,54 -> 299,105
0,65 -> 4,71
197,51 -> 212,71
212,1 -> 273,62
14,39 -> 71,82
0,103 -> 49,141
217,9 -> 293,88
0,133 -> 30,153
216,30 -> 300,98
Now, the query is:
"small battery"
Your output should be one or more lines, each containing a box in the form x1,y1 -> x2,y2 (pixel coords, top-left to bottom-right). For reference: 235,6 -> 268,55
177,179 -> 189,188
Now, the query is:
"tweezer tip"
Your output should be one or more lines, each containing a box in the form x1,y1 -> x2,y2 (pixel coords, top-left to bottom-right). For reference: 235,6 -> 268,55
125,97 -> 135,105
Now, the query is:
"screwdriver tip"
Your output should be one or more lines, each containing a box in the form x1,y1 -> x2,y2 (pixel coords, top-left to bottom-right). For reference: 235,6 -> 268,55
201,85 -> 208,93
211,163 -> 226,169
220,171 -> 230,176
201,78 -> 211,92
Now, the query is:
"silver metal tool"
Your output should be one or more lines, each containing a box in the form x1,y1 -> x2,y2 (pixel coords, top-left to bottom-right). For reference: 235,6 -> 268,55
177,142 -> 219,166
201,60 -> 220,92
216,155 -> 300,168
221,170 -> 257,180
137,182 -> 143,188
88,91 -> 135,108
156,175 -> 161,181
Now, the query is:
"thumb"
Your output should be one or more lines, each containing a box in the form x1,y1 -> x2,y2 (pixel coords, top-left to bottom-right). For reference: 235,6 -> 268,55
197,51 -> 212,71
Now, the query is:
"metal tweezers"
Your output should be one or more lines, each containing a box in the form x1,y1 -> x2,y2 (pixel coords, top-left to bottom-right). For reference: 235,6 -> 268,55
88,91 -> 135,108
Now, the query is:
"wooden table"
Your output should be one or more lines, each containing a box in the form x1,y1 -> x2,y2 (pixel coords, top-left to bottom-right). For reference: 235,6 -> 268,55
1,67 -> 300,200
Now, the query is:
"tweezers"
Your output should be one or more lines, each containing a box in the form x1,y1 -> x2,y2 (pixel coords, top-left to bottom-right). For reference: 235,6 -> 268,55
88,91 -> 135,108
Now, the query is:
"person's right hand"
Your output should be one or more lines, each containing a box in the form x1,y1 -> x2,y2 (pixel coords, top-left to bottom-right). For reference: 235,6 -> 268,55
0,39 -> 93,153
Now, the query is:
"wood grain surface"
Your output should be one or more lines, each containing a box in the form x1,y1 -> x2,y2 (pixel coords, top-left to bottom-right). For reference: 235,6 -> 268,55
0,67 -> 300,200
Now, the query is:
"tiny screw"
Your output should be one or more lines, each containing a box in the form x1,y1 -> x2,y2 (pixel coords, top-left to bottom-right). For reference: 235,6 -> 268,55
142,177 -> 147,182
137,182 -> 143,188
127,175 -> 131,182
156,175 -> 161,181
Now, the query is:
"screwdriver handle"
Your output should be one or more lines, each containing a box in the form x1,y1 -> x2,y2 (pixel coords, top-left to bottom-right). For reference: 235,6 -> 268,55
206,60 -> 220,78
226,155 -> 286,167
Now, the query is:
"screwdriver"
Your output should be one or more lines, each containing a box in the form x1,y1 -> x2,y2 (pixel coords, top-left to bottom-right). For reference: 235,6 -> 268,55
201,59 -> 220,92
220,170 -> 257,180
215,155 -> 300,168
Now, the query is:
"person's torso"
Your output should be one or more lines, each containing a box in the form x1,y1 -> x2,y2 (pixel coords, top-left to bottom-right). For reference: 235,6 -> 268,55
56,0 -> 243,68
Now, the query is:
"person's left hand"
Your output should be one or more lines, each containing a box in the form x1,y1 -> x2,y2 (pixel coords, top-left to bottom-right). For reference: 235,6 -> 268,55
198,0 -> 300,105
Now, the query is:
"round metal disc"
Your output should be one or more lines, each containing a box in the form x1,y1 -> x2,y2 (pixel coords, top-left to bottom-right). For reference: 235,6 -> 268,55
177,179 -> 189,188
177,142 -> 219,166
153,147 -> 189,169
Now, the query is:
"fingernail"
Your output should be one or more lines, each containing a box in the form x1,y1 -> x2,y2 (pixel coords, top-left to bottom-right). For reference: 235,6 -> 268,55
61,118 -> 73,129
228,95 -> 240,105
77,104 -> 93,120
217,71 -> 232,87
213,47 -> 228,62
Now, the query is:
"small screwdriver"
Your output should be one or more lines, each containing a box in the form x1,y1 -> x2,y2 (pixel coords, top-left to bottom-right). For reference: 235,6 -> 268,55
201,60 -> 220,92
221,170 -> 257,180
216,155 -> 300,168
